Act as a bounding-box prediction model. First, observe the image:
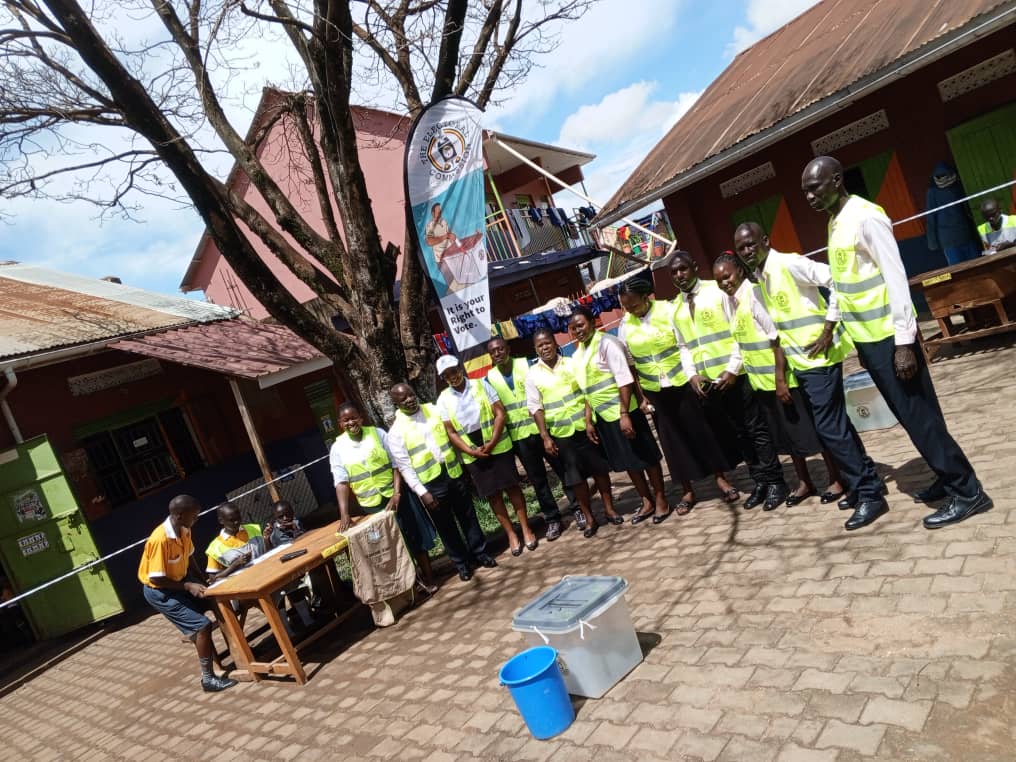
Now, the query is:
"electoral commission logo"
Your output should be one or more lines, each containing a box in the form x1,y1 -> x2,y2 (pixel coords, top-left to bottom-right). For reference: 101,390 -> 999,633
417,119 -> 476,182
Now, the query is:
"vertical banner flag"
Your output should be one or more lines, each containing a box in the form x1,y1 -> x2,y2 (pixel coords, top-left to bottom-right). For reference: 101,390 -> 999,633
405,97 -> 490,351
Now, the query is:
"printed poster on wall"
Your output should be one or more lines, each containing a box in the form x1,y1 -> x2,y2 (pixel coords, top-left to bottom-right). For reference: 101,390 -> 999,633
405,96 -> 490,351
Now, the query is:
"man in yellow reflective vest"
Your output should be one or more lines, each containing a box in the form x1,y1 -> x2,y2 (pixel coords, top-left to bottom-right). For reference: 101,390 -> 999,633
486,337 -> 580,540
387,382 -> 496,582
978,198 -> 1016,255
801,156 -> 991,530
734,221 -> 882,518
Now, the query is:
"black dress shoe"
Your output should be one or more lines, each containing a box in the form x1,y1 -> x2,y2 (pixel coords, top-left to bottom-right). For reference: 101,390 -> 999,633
844,499 -> 889,531
583,523 -> 599,538
839,479 -> 887,510
457,567 -> 473,581
201,674 -> 238,693
743,484 -> 766,510
631,509 -> 655,525
923,490 -> 993,529
651,507 -> 673,525
477,556 -> 498,568
763,484 -> 789,511
913,479 -> 947,504
820,490 -> 844,504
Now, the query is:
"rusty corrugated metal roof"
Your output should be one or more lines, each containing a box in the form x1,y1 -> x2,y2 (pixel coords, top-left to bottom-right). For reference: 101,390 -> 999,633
112,319 -> 328,383
599,0 -> 1014,223
0,263 -> 236,362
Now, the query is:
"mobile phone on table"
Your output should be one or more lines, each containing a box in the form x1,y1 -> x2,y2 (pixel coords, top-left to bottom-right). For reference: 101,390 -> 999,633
280,548 -> 308,562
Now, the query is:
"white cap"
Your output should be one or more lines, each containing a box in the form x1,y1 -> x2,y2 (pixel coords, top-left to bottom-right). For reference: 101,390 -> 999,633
436,355 -> 460,376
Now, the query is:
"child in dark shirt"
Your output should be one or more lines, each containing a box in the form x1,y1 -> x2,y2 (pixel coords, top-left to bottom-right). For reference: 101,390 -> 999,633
265,500 -> 305,548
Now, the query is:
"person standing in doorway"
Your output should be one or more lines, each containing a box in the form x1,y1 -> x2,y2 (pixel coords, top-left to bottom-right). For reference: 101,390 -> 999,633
801,156 -> 992,529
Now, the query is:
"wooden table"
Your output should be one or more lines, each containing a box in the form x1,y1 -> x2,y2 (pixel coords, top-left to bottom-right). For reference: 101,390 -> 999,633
203,519 -> 358,684
909,248 -> 1016,359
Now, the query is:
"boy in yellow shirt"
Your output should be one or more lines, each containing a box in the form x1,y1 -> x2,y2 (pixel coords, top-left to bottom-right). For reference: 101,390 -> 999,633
138,495 -> 236,693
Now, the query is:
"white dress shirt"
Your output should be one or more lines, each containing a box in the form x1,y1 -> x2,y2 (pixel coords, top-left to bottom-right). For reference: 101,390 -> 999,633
830,196 -> 917,345
672,280 -> 744,379
760,248 -> 840,322
328,427 -> 392,486
571,332 -> 635,388
437,380 -> 500,432
387,408 -> 445,497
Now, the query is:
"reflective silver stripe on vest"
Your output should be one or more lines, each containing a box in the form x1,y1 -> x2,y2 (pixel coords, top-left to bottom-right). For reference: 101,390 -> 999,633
347,465 -> 392,483
744,362 -> 776,375
738,340 -> 771,351
503,400 -> 527,412
775,314 -> 826,331
687,329 -> 730,349
842,303 -> 891,322
593,400 -> 618,415
629,346 -> 680,364
701,354 -> 731,370
356,487 -> 382,500
544,392 -> 580,410
833,273 -> 885,294
407,444 -> 427,457
583,377 -> 616,394
414,455 -> 438,473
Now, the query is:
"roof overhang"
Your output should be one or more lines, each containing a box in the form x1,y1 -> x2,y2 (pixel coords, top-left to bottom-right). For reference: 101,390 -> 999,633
484,132 -> 595,178
596,1 -> 1016,226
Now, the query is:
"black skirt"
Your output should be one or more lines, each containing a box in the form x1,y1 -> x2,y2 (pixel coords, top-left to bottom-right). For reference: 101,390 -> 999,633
551,430 -> 611,486
462,430 -> 520,497
755,387 -> 823,457
594,409 -> 662,472
645,384 -> 741,483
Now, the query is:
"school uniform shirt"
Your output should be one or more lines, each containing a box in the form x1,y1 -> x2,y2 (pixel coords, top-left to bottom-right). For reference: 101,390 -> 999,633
828,197 -> 917,345
137,517 -> 193,586
571,332 -> 636,387
387,409 -> 446,497
329,427 -> 393,486
437,380 -> 500,433
673,280 -> 743,380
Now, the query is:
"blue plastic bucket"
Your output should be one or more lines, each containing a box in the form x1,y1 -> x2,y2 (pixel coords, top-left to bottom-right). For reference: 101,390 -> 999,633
499,646 -> 574,739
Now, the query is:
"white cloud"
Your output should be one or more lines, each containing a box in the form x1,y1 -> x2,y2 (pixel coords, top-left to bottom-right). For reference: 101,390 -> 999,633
551,83 -> 700,209
727,0 -> 820,56
486,0 -> 685,127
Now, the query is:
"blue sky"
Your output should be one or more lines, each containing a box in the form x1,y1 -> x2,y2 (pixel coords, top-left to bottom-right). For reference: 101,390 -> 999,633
0,0 -> 816,297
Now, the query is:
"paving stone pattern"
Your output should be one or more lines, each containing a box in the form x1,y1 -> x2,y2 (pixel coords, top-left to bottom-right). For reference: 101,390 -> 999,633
3,345 -> 1016,760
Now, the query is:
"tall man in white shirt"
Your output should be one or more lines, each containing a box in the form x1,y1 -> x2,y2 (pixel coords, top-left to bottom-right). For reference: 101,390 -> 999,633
801,156 -> 991,530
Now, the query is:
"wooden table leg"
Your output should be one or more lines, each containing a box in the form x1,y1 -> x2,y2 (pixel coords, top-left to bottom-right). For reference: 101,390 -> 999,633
259,594 -> 307,684
214,600 -> 260,682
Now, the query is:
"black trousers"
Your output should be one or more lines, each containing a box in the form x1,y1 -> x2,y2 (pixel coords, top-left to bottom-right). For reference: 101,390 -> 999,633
711,375 -> 784,486
513,434 -> 578,521
796,363 -> 882,501
857,337 -> 979,498
422,468 -> 488,570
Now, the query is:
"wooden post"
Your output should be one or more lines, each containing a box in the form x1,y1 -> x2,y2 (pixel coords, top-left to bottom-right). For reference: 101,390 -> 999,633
229,378 -> 281,502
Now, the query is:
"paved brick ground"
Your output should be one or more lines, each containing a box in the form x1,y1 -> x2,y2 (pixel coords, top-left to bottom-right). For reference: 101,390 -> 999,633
3,341 -> 1016,761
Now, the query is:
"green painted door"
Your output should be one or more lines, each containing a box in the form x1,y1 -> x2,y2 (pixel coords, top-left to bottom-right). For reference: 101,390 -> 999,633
0,435 -> 123,639
947,102 -> 1016,217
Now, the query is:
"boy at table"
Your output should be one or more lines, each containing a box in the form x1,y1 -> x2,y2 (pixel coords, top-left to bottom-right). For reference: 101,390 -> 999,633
205,502 -> 266,580
264,499 -> 306,548
138,494 -> 237,693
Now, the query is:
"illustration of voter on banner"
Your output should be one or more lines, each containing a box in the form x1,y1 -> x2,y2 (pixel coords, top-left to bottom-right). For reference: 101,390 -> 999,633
422,200 -> 484,297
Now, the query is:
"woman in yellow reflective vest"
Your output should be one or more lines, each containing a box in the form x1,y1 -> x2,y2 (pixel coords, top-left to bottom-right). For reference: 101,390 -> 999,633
436,355 -> 537,557
567,307 -> 672,524
712,253 -> 845,507
330,401 -> 438,589
618,278 -> 742,515
525,327 -> 614,537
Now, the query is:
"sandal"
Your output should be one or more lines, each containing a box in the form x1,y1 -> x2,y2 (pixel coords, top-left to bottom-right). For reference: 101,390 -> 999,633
720,488 -> 740,504
675,500 -> 694,516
